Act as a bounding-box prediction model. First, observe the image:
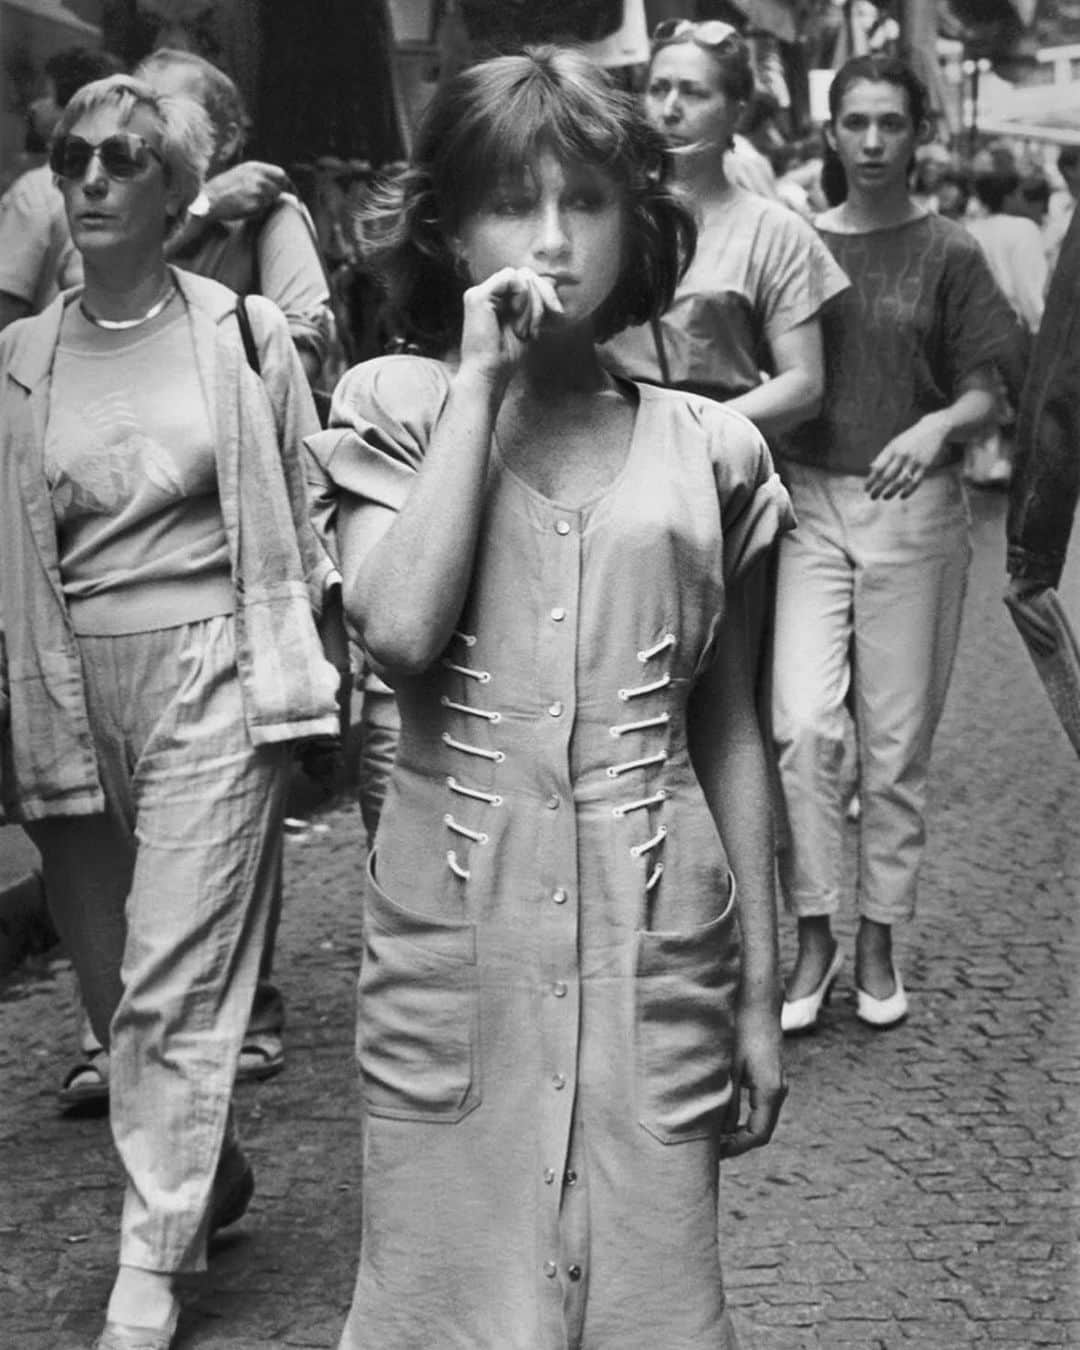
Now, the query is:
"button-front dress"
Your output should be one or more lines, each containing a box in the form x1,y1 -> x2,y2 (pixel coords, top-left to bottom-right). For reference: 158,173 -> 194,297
313,356 -> 794,1350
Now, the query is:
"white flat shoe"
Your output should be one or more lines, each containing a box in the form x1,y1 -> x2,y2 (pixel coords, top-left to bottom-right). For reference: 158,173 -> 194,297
855,965 -> 908,1028
781,946 -> 844,1034
94,1303 -> 179,1350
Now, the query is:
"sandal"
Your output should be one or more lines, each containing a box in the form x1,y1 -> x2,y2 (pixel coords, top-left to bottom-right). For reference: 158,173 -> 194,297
58,1048 -> 110,1115
236,1032 -> 284,1084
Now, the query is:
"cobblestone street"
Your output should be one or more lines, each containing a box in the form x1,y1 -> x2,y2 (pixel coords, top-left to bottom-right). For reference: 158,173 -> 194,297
1,488 -> 1077,1348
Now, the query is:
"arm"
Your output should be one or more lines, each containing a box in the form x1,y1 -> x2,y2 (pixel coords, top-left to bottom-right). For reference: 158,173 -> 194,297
868,223 -> 1029,502
724,209 -> 848,440
686,571 -> 786,1158
865,367 -> 997,501
252,196 -> 333,385
0,174 -> 53,328
348,268 -> 561,675
165,160 -> 289,257
725,317 -> 824,440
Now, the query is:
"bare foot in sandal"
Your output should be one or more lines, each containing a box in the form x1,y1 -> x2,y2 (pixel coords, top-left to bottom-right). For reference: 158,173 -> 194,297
58,1048 -> 109,1116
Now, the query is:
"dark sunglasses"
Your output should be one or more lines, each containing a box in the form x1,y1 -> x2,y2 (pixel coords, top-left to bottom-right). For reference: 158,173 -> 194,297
652,18 -> 738,47
50,132 -> 163,182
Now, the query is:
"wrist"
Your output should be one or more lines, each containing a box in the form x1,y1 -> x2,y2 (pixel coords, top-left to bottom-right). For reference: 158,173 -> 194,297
453,362 -> 509,405
186,188 -> 212,223
917,409 -> 958,464
922,408 -> 954,442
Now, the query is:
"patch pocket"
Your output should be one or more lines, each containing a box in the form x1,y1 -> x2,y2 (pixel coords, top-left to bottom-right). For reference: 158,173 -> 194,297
635,873 -> 741,1144
358,852 -> 480,1123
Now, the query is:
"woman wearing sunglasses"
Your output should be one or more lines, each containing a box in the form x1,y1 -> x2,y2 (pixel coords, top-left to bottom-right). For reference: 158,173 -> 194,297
0,75 -> 340,1348
602,19 -> 848,447
772,56 -> 1022,1034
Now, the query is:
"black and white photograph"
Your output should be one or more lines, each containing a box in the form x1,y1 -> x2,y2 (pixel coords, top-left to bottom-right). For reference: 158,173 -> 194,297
0,2 -> 1076,1346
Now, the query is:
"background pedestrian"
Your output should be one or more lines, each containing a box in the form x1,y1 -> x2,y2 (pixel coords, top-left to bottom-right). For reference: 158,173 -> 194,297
772,54 -> 1024,1033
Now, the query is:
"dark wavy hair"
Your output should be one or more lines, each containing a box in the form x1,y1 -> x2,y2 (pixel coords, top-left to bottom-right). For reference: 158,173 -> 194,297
973,167 -> 1018,214
360,46 -> 696,354
821,54 -> 930,206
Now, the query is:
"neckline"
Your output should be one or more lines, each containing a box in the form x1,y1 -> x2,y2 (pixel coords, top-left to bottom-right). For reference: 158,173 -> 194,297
62,284 -> 182,350
817,206 -> 929,238
80,284 -> 175,331
492,375 -> 646,514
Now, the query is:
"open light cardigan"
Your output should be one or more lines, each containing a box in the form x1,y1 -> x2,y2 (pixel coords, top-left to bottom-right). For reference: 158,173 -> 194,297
0,267 -> 340,822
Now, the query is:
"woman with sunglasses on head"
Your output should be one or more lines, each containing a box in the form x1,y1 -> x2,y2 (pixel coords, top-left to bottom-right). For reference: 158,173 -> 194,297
307,45 -> 791,1350
602,19 -> 848,446
771,56 -> 1023,1035
0,75 -> 340,1349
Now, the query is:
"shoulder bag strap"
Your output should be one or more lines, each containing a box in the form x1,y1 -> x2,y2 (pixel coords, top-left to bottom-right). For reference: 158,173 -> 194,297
650,315 -> 671,386
235,293 -> 262,376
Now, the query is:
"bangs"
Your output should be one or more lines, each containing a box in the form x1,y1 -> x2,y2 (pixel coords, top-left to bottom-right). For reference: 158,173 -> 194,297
61,84 -> 156,137
424,50 -> 641,225
56,75 -> 169,152
365,45 -> 696,353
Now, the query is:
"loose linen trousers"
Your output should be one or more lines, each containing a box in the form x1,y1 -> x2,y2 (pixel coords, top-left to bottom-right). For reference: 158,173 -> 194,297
27,615 -> 289,1271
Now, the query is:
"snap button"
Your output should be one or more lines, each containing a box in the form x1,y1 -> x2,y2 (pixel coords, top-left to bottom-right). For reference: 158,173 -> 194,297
546,794 -> 560,810
565,1170 -> 578,1186
552,1072 -> 567,1090
548,701 -> 564,717
552,981 -> 567,998
550,606 -> 566,622
543,1260 -> 558,1279
543,1168 -> 556,1185
555,519 -> 571,535
567,1264 -> 582,1282
552,887 -> 568,904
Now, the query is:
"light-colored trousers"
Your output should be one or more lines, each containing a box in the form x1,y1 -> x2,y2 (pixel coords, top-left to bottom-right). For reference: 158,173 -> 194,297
27,616 -> 289,1272
771,463 -> 971,926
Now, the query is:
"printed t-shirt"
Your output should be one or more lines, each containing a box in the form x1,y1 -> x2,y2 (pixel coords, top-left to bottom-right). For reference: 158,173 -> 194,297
784,212 -> 1023,476
44,292 -> 232,634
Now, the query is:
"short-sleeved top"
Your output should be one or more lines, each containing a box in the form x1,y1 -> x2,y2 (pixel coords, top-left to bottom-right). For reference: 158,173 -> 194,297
0,165 -> 79,311
310,355 -> 794,1349
169,193 -> 332,371
784,212 -> 1022,475
601,187 -> 849,402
